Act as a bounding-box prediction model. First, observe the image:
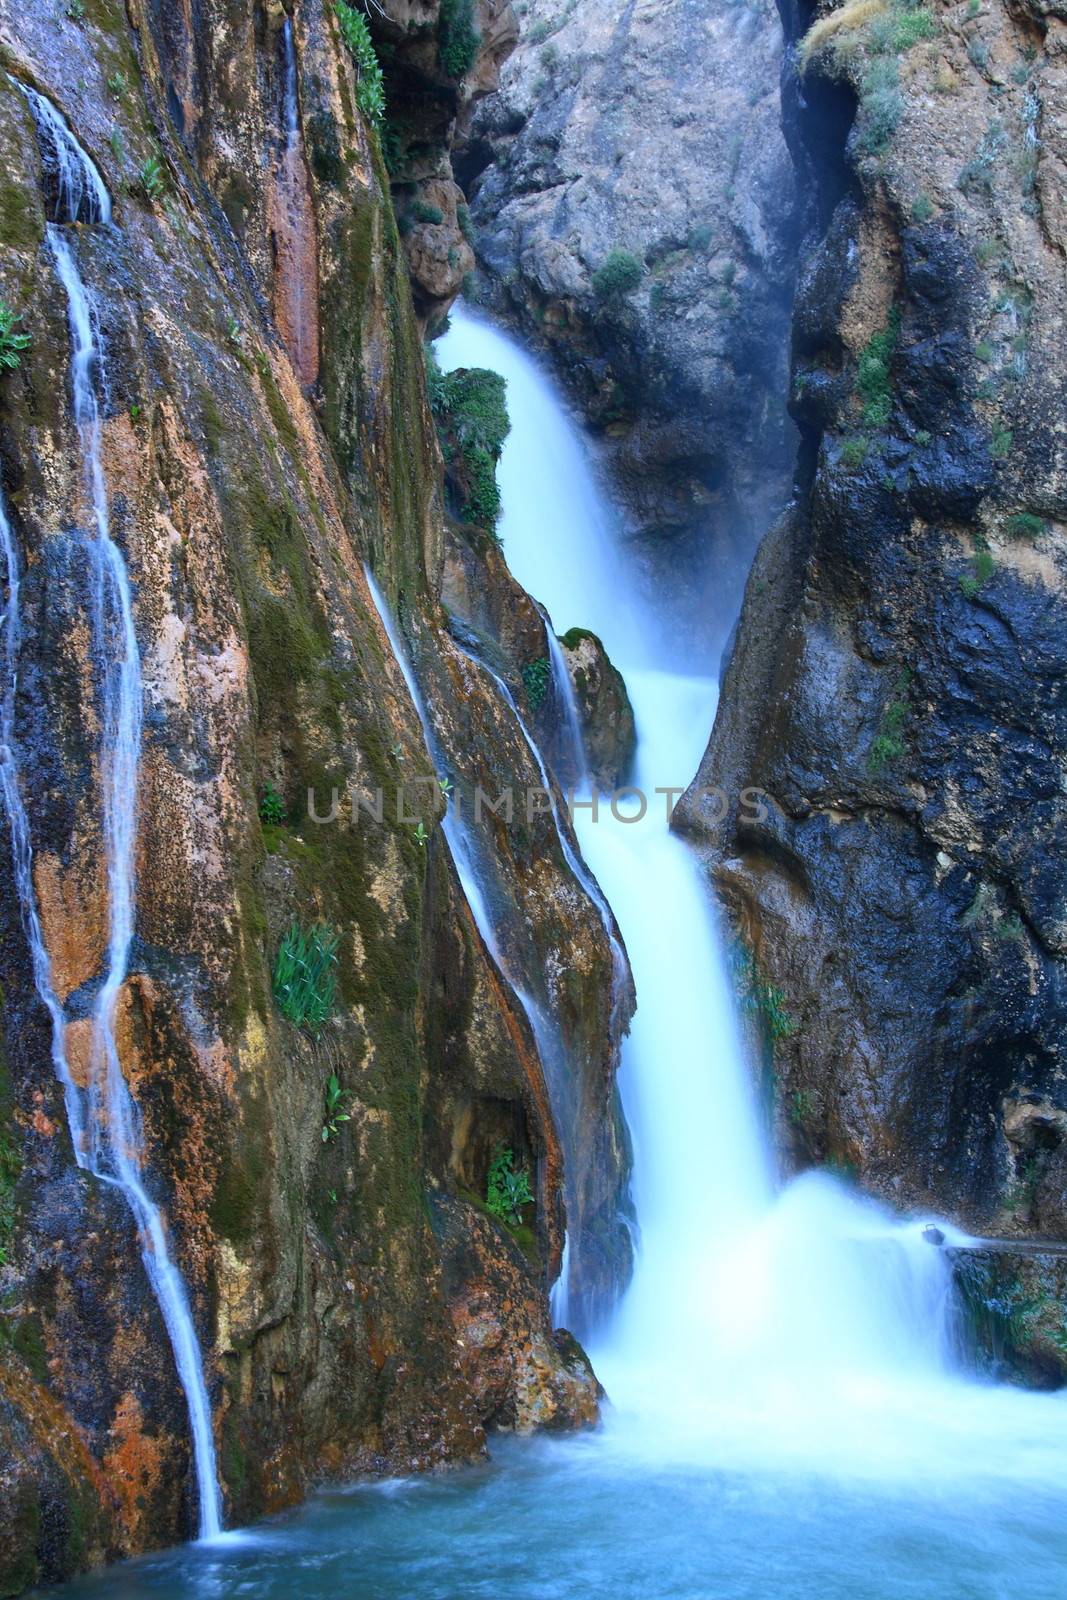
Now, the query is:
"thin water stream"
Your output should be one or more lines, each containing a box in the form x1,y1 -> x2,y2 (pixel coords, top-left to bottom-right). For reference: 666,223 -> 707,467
0,95 -> 222,1538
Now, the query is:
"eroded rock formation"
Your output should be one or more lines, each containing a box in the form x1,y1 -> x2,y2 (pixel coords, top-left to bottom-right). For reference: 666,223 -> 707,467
0,0 -> 627,1587
681,0 -> 1067,1247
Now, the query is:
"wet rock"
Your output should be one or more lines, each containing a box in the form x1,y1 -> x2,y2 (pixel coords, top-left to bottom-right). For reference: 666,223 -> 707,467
951,1243 -> 1067,1389
558,629 -> 636,793
680,0 -> 1067,1238
463,0 -> 798,657
0,0 -> 619,1586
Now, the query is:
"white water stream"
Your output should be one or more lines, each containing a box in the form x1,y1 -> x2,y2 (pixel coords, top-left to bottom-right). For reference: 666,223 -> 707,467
45,228 -> 223,1540
0,102 -> 223,1533
437,305 -> 1067,1485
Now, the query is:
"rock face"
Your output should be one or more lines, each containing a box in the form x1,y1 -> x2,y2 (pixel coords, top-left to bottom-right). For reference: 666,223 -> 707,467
951,1241 -> 1067,1389
370,0 -> 519,328
680,0 -> 1067,1238
559,629 -> 636,792
461,0 -> 798,659
0,1 -> 625,1588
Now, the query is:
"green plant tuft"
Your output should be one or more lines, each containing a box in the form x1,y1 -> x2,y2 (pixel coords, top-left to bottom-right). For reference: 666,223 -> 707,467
336,1 -> 386,123
592,247 -> 644,302
439,0 -> 481,78
486,1147 -> 534,1226
137,154 -> 167,203
259,782 -> 287,825
856,307 -> 899,427
867,668 -> 911,772
322,1073 -> 353,1142
840,434 -> 871,470
0,302 -> 30,371
272,923 -> 339,1033
1004,511 -> 1044,540
521,656 -> 550,710
429,356 -> 510,531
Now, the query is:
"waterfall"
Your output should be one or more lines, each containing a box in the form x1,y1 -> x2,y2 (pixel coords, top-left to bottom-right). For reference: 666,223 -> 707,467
271,19 -> 319,386
18,83 -> 111,224
437,306 -> 972,1465
42,225 -> 223,1540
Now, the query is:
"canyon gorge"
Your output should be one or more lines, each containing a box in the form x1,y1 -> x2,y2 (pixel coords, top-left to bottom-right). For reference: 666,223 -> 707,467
0,0 -> 1064,1594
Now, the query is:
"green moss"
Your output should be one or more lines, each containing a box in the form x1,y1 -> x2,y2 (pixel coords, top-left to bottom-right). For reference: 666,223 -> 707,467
209,1147 -> 258,1245
200,389 -> 224,457
732,945 -> 798,1044
307,109 -> 345,186
429,361 -> 510,532
0,182 -> 42,252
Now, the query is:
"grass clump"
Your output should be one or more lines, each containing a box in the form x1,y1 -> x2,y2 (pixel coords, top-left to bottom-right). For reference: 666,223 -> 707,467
272,923 -> 339,1033
0,302 -> 30,370
799,0 -> 888,68
840,435 -> 871,470
486,1147 -> 534,1226
592,248 -> 644,302
867,668 -> 911,772
857,56 -> 903,155
856,307 -> 899,427
439,0 -> 481,78
959,537 -> 995,598
1004,511 -> 1044,540
336,1 -> 385,123
990,425 -> 1013,459
521,656 -> 550,710
429,357 -> 510,531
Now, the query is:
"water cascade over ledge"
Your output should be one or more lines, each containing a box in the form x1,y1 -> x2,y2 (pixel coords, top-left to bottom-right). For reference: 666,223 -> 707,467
438,306 -> 1067,1478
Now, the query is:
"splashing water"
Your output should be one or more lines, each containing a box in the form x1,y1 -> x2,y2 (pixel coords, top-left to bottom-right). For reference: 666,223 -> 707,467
44,226 -> 223,1541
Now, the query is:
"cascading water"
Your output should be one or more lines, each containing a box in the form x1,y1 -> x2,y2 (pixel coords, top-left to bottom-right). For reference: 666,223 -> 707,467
18,83 -> 111,225
47,308 -> 1067,1600
31,212 -> 223,1539
438,307 -> 1067,1476
361,566 -> 625,1322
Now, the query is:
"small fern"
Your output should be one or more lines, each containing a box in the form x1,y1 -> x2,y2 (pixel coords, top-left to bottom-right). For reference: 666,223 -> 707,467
0,303 -> 30,371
